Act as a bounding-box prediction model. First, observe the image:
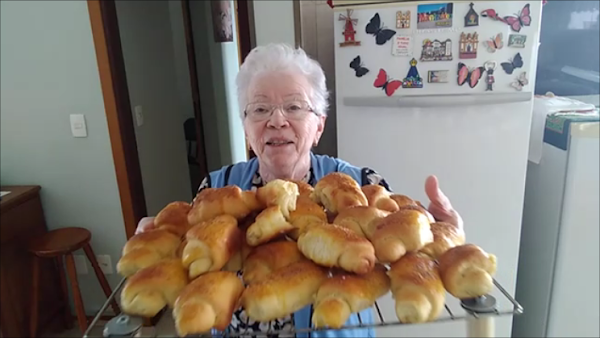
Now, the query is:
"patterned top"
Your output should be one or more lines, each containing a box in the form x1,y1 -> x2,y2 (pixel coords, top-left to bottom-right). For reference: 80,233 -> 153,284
195,166 -> 392,338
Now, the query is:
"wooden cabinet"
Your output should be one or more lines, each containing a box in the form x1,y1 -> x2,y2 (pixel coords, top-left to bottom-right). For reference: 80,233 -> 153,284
0,186 -> 66,337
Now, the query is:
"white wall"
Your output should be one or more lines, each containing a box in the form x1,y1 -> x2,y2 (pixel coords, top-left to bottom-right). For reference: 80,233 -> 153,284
115,1 -> 194,214
168,1 -> 195,121
253,0 -> 296,47
0,0 -> 126,314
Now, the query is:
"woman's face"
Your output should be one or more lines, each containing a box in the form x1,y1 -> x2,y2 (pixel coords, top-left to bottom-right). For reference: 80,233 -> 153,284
243,70 -> 325,171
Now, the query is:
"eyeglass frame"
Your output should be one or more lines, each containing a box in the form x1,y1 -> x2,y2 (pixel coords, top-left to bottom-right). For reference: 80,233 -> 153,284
243,100 -> 317,121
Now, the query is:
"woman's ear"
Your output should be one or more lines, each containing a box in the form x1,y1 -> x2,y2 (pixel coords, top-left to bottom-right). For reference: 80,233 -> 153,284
315,115 -> 326,144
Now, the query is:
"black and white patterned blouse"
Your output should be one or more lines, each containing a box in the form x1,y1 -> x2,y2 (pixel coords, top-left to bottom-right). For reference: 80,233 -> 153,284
195,166 -> 391,338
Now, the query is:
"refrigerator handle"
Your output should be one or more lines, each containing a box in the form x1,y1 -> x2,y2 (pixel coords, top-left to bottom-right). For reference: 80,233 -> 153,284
343,92 -> 532,108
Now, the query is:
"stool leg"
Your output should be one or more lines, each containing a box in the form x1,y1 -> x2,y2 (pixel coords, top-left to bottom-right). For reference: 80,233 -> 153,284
29,255 -> 40,338
64,253 -> 88,333
83,243 -> 120,314
54,255 -> 73,330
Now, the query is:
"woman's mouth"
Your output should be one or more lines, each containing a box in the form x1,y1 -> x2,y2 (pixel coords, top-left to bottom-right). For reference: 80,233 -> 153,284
266,139 -> 294,146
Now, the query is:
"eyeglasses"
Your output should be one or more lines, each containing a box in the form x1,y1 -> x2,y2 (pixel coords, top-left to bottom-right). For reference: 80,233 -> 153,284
244,100 -> 315,121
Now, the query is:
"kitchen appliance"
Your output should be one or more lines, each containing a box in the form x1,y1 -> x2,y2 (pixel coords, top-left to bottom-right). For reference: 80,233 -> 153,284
332,1 -> 544,337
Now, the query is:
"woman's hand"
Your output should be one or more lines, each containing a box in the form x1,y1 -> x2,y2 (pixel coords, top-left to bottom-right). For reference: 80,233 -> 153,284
424,175 -> 464,230
135,216 -> 156,235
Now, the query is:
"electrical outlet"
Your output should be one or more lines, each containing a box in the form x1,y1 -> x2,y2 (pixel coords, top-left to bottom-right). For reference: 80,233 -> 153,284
74,255 -> 88,274
96,255 -> 113,274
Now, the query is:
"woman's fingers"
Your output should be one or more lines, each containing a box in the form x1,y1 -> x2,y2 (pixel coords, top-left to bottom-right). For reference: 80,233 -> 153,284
135,216 -> 156,235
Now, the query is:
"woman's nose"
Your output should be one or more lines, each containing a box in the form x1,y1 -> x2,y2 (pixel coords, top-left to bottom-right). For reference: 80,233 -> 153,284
266,108 -> 289,128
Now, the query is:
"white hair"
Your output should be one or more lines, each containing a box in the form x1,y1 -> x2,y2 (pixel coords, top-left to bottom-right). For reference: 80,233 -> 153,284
236,43 -> 329,119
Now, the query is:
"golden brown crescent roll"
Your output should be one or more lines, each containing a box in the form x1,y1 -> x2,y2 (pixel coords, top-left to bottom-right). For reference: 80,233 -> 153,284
117,229 -> 182,277
370,209 -> 434,263
361,185 -> 399,213
256,179 -> 298,218
286,179 -> 314,202
398,203 -> 436,224
312,264 -> 390,329
182,215 -> 241,279
243,240 -> 306,285
239,260 -> 328,322
437,244 -> 497,299
311,172 -> 368,214
120,259 -> 188,317
188,186 -> 262,224
173,271 -> 244,336
390,194 -> 417,208
332,205 -> 390,239
287,198 -> 327,240
297,222 -> 376,274
388,252 -> 445,324
154,201 -> 193,237
246,206 -> 295,246
419,222 -> 466,259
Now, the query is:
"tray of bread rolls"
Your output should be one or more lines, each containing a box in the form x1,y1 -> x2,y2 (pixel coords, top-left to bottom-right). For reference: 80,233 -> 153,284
86,173 -> 523,338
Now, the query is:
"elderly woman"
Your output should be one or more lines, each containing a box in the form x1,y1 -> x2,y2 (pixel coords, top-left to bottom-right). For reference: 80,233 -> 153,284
137,43 -> 463,338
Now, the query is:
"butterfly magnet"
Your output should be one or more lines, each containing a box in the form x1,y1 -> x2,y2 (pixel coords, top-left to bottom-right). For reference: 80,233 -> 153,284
374,69 -> 402,96
510,71 -> 529,91
483,33 -> 504,53
501,52 -> 524,74
349,56 -> 369,77
481,4 -> 531,33
457,62 -> 485,88
402,58 -> 424,88
365,13 -> 396,46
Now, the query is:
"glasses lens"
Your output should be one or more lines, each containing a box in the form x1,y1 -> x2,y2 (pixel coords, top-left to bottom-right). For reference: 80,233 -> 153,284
245,101 -> 313,120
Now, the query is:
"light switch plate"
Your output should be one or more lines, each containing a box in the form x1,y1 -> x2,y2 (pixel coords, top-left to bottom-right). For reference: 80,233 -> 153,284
134,106 -> 144,127
70,114 -> 87,138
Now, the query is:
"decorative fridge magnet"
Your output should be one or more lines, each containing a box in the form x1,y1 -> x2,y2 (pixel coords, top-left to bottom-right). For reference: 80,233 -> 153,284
464,2 -> 479,27
420,38 -> 453,61
339,9 -> 361,47
396,10 -> 411,29
417,3 -> 453,30
508,34 -> 527,48
392,35 -> 413,57
501,52 -> 524,74
402,58 -> 424,88
457,62 -> 485,88
428,70 -> 449,83
365,13 -> 396,45
480,4 -> 531,33
373,68 -> 402,96
510,71 -> 529,91
483,61 -> 497,91
349,56 -> 369,77
459,32 -> 478,59
483,33 -> 504,53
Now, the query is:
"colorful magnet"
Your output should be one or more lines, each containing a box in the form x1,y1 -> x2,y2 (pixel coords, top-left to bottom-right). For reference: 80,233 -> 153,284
428,70 -> 449,83
349,56 -> 369,77
510,71 -> 529,91
365,13 -> 396,45
392,35 -> 413,57
339,9 -> 361,47
484,61 -> 497,91
508,34 -> 527,48
501,52 -> 524,74
420,38 -> 453,61
481,4 -> 531,33
457,62 -> 485,88
396,10 -> 411,29
459,32 -> 478,59
483,33 -> 504,53
373,68 -> 402,96
464,2 -> 479,27
417,3 -> 453,30
402,58 -> 424,88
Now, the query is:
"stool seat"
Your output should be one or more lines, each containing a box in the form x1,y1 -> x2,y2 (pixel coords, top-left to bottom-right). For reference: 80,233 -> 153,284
28,227 -> 91,257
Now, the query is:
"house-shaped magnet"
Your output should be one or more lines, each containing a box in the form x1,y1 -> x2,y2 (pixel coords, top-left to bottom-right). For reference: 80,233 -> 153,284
465,2 -> 479,27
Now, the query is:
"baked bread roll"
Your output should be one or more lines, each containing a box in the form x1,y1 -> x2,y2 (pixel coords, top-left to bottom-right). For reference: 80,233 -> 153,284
297,222 -> 375,274
420,222 -> 466,259
182,215 -> 241,279
287,198 -> 327,240
246,206 -> 295,246
361,185 -> 399,213
332,205 -> 390,239
188,186 -> 262,224
243,240 -> 306,285
398,203 -> 436,224
173,271 -> 244,336
390,194 -> 417,208
121,259 -> 188,317
370,209 -> 434,263
312,264 -> 390,329
117,229 -> 182,277
256,179 -> 298,218
388,252 -> 445,324
239,260 -> 328,322
437,244 -> 497,299
154,201 -> 193,237
311,173 -> 368,214
286,179 -> 314,202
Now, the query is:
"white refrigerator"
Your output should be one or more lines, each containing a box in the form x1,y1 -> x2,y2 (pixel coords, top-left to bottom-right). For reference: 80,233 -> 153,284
331,1 -> 544,337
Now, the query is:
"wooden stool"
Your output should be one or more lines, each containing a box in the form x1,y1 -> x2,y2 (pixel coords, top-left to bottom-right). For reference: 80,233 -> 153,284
27,227 -> 120,336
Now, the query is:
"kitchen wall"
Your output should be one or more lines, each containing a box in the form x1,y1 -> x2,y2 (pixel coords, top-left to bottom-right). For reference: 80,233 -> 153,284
0,0 -> 126,313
